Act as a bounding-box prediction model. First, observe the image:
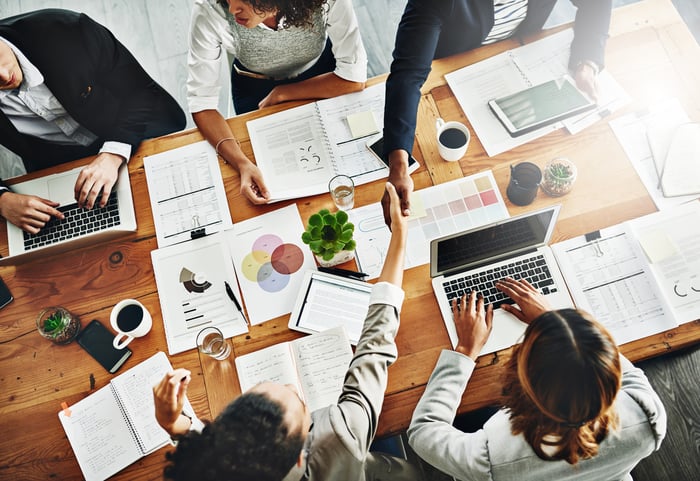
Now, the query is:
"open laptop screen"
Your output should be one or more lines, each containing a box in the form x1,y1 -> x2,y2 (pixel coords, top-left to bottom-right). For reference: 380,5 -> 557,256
434,207 -> 557,275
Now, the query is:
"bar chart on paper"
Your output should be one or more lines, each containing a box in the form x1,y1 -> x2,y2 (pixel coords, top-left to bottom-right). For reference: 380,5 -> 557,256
349,171 -> 509,279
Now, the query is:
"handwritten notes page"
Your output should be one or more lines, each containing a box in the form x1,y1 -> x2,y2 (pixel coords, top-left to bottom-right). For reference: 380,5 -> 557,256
58,352 -> 187,481
235,326 -> 353,412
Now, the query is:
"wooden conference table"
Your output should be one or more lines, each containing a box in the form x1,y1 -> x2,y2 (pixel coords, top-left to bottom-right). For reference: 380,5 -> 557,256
1,0 -> 699,479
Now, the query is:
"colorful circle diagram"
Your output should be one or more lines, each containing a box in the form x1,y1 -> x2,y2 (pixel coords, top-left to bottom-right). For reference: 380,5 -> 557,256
241,234 -> 305,293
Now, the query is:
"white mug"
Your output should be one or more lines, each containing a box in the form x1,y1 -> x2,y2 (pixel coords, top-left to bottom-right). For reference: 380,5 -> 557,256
110,299 -> 152,349
436,118 -> 470,162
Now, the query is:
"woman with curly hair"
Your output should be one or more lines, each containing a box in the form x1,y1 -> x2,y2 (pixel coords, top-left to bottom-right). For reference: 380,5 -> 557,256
408,277 -> 667,480
187,0 -> 367,206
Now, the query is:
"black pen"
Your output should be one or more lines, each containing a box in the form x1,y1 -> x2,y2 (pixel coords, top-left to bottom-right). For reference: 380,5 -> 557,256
224,281 -> 249,326
318,266 -> 368,280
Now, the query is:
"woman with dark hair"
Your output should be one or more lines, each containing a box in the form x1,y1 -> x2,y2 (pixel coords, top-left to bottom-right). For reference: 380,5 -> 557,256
409,277 -> 666,480
187,0 -> 367,205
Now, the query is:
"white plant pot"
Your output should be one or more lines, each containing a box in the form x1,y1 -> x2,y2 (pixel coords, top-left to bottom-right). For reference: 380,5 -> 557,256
314,249 -> 356,267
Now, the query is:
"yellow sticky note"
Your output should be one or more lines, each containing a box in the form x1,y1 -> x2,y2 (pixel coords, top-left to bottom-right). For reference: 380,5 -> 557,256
638,229 -> 678,264
407,192 -> 427,220
347,111 -> 379,139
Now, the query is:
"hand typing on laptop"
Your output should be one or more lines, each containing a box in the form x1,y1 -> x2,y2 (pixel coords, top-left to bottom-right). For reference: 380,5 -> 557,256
495,277 -> 551,325
74,152 -> 124,210
451,278 -> 551,360
0,190 -> 64,234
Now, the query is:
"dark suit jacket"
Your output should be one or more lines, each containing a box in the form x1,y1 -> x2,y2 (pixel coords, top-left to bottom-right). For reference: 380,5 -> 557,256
0,9 -> 185,175
383,0 -> 612,156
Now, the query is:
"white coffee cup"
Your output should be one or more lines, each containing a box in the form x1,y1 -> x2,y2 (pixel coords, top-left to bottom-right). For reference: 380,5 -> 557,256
110,299 -> 152,349
436,118 -> 470,162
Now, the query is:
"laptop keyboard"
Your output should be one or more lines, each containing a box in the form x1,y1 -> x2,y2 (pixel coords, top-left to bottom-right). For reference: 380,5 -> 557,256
442,253 -> 558,308
23,193 -> 120,250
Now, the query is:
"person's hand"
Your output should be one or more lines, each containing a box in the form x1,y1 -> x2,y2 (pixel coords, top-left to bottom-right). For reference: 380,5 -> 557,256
384,181 -> 407,234
153,368 -> 192,436
574,61 -> 599,102
453,291 -> 493,360
381,149 -> 413,229
258,86 -> 286,109
0,191 -> 64,234
496,277 -> 550,324
74,152 -> 124,209
238,162 -> 270,204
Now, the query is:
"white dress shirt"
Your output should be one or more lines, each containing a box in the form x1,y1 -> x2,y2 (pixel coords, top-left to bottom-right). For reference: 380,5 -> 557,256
186,0 -> 367,113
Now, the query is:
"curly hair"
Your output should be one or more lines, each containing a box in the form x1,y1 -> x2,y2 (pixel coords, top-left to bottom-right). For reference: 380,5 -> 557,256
163,392 -> 304,481
217,0 -> 328,28
501,309 -> 622,465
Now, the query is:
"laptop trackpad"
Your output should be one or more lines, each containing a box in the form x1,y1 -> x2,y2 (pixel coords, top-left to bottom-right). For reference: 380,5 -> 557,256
48,172 -> 79,206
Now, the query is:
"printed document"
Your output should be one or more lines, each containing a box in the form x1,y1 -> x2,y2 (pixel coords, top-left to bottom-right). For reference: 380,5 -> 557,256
246,83 -> 388,201
552,202 -> 700,344
144,141 -> 232,247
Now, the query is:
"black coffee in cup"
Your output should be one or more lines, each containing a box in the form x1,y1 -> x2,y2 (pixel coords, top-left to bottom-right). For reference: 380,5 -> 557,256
116,304 -> 143,332
439,128 -> 468,149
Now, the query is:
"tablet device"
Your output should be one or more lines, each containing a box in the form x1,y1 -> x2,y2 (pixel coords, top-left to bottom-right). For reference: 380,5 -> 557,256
288,269 -> 372,345
488,77 -> 595,137
367,136 -> 420,174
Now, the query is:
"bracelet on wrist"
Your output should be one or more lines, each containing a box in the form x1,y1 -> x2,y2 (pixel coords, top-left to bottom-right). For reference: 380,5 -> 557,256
215,137 -> 240,164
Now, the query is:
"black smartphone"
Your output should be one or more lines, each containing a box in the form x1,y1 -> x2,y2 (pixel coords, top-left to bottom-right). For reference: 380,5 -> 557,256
367,136 -> 419,173
77,319 -> 132,373
0,275 -> 12,310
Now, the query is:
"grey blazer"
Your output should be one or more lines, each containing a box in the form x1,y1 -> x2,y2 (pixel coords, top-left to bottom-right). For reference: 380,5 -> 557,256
408,351 -> 666,481
285,282 -> 419,481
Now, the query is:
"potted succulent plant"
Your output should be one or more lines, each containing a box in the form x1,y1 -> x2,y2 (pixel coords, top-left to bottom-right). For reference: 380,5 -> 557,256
301,208 -> 356,267
541,157 -> 578,196
36,306 -> 81,344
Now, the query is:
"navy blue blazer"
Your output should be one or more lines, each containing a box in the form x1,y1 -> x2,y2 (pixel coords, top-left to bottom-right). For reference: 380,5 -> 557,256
383,0 -> 612,156
0,9 -> 185,174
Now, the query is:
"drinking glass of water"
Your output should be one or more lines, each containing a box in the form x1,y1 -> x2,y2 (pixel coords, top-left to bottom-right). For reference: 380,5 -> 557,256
196,326 -> 231,360
328,174 -> 355,210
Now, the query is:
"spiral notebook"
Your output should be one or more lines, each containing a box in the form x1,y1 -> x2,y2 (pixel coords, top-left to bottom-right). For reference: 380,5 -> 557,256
58,352 -> 197,481
246,83 -> 388,201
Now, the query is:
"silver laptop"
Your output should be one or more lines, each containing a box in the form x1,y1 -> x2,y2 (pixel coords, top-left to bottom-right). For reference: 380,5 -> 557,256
430,205 -> 573,355
0,164 -> 137,265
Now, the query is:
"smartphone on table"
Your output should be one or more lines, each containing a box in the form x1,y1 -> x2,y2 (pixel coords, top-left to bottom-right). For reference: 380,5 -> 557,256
366,136 -> 420,174
77,319 -> 132,373
0,275 -> 12,310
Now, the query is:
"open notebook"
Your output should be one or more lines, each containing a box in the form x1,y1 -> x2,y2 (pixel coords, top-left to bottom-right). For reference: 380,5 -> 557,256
58,352 -> 197,481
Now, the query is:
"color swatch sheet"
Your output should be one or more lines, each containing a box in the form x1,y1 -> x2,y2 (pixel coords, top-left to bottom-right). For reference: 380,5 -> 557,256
226,204 -> 317,325
349,171 -> 509,279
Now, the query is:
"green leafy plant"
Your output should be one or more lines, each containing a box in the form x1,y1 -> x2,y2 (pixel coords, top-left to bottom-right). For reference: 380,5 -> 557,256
43,311 -> 66,332
301,209 -> 356,261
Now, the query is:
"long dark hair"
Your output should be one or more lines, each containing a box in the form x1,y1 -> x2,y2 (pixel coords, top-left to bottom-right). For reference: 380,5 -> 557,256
501,309 -> 622,464
217,0 -> 327,28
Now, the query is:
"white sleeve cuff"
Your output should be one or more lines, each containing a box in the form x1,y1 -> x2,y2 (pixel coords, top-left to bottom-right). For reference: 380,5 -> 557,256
369,281 -> 405,312
99,141 -> 131,163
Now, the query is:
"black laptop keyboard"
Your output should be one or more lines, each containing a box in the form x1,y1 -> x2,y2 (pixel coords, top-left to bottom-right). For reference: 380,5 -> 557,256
23,193 -> 120,250
442,253 -> 558,308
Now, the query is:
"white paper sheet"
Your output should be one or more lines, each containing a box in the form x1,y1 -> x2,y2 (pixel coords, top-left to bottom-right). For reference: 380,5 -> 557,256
609,99 -> 699,210
151,232 -> 248,354
630,202 -> 700,323
225,204 -> 317,325
552,226 -> 678,345
144,141 -> 232,247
